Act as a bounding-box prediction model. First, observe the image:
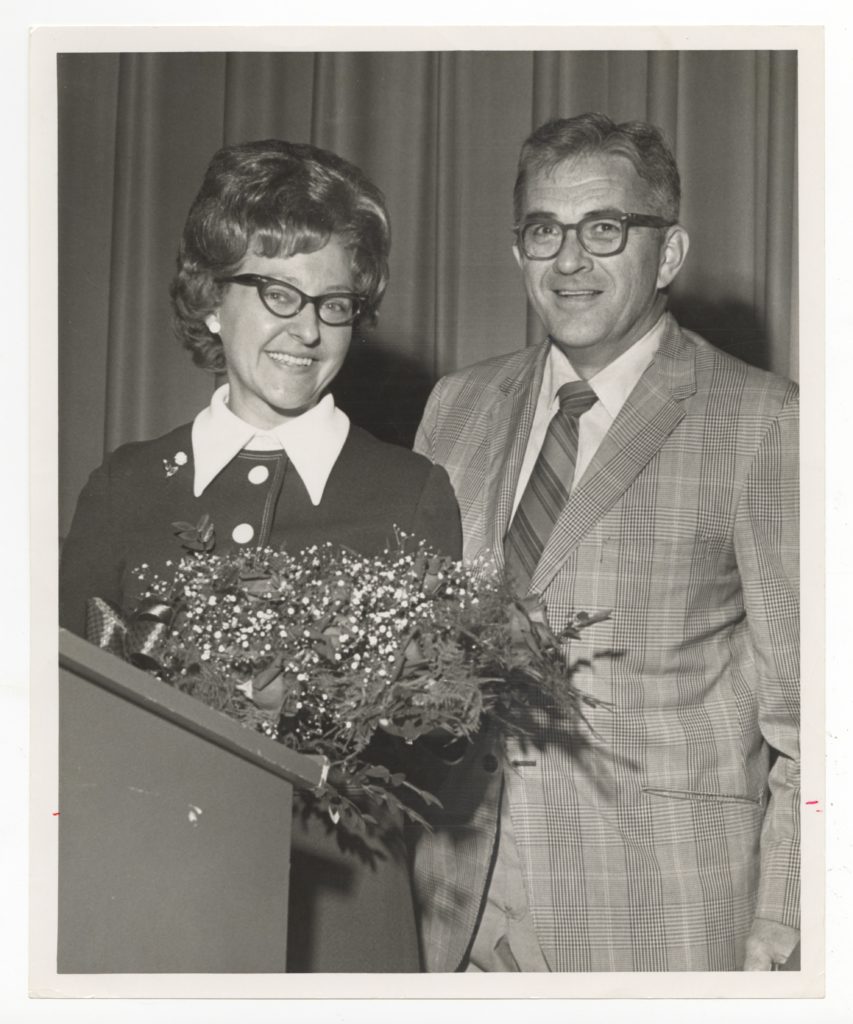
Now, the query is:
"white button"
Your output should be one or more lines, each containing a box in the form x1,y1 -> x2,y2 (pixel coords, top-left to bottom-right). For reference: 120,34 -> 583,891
248,465 -> 269,485
232,523 -> 255,544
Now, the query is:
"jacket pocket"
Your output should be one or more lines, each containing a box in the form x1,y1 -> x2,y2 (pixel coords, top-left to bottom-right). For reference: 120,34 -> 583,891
642,786 -> 763,807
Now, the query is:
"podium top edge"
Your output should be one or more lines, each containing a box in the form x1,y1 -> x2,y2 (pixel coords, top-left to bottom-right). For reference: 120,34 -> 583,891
58,629 -> 328,791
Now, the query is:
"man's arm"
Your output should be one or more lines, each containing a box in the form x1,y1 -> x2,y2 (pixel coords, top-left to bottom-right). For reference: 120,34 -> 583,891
414,378 -> 443,461
743,918 -> 800,970
734,388 -> 800,968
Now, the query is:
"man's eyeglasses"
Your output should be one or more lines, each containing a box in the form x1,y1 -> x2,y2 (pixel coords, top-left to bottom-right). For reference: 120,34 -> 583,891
515,211 -> 676,260
218,274 -> 365,326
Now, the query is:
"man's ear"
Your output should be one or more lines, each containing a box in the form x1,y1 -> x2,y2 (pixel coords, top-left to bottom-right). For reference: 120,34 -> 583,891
512,243 -> 523,270
656,224 -> 689,289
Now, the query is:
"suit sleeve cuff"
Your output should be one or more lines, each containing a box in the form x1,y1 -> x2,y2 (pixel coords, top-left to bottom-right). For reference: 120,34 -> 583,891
750,917 -> 801,961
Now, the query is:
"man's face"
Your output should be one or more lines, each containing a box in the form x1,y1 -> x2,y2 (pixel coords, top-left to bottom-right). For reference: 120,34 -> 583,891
515,153 -> 687,375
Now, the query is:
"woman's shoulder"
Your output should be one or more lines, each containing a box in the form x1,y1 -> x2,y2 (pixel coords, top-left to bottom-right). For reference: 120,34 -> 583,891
342,424 -> 437,482
337,425 -> 461,558
99,423 -> 194,479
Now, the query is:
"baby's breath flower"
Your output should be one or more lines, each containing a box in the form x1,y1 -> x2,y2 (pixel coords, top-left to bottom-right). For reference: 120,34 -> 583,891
115,531 -> 595,832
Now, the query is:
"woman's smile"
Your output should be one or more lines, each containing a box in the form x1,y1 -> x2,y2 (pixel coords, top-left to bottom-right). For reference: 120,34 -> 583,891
266,350 -> 315,368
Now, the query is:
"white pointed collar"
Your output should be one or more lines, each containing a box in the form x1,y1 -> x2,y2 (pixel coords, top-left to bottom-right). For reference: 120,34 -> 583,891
190,385 -> 350,505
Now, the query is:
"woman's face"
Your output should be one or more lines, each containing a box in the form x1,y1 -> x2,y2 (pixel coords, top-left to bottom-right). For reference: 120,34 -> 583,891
208,239 -> 355,430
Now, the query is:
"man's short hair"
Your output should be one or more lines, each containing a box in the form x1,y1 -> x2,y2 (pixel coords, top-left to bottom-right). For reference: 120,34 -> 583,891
513,112 -> 681,224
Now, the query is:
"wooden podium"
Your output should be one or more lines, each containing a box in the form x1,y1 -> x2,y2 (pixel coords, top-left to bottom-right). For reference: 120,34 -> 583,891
57,629 -> 327,974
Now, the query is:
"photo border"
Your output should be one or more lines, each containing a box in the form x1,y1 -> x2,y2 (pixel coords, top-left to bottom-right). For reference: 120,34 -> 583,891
28,22 -> 825,1002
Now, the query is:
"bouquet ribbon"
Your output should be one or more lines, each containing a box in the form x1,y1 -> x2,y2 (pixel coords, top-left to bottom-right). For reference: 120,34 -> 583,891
85,595 -> 174,670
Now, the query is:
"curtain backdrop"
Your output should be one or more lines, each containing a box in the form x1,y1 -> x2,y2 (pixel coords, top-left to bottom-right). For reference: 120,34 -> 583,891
58,50 -> 798,536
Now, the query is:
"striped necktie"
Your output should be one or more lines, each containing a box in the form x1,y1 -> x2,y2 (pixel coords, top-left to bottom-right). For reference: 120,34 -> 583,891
504,380 -> 598,591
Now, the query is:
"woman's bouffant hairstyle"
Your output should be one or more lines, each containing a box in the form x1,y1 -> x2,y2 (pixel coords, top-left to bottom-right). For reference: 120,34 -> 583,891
513,112 -> 681,225
171,139 -> 391,372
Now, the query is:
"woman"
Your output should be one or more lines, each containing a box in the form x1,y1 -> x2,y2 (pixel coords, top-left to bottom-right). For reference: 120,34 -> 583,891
59,139 -> 462,972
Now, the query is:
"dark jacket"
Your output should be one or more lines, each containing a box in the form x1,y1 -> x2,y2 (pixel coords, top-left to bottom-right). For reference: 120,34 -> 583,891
61,421 -> 462,635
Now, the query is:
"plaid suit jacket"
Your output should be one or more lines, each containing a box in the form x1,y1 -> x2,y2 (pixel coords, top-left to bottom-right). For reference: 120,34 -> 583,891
412,315 -> 799,971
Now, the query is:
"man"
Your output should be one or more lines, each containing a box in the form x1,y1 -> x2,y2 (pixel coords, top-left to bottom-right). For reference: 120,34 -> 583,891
413,113 -> 799,972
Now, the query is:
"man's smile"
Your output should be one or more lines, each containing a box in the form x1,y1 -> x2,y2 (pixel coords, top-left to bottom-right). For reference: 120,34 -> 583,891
551,287 -> 602,298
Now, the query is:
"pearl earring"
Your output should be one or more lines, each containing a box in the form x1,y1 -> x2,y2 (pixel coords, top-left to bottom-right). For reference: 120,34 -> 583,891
206,315 -> 221,334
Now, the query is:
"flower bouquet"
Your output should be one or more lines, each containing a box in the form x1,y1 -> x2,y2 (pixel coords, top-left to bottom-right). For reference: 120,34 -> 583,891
85,532 -> 608,830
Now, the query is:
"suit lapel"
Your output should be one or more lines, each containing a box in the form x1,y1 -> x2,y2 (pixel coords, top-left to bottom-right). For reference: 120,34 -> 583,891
529,316 -> 697,595
485,345 -> 549,568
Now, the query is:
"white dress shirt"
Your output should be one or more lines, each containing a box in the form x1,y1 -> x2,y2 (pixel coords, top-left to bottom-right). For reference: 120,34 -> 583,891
190,385 -> 350,504
511,316 -> 668,516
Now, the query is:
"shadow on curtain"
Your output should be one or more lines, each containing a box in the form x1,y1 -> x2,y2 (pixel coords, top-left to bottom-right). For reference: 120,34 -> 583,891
58,49 -> 797,535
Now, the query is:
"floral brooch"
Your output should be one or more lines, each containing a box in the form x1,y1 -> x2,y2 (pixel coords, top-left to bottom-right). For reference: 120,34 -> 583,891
163,450 -> 189,478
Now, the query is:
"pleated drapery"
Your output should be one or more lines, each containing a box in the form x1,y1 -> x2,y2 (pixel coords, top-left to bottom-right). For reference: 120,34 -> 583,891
58,50 -> 798,535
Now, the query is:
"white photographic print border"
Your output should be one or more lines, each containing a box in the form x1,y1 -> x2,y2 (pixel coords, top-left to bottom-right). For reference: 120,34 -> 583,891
7,8 -> 842,1020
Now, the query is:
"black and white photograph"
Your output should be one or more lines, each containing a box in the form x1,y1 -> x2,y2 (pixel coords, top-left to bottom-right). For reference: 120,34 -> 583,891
18,19 -> 834,1012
